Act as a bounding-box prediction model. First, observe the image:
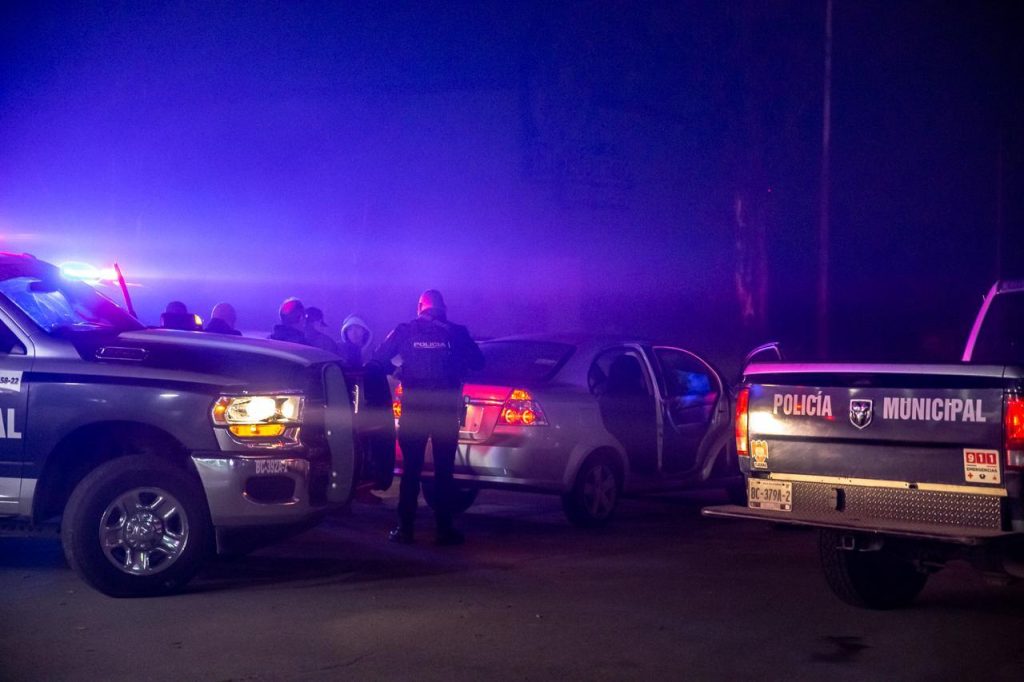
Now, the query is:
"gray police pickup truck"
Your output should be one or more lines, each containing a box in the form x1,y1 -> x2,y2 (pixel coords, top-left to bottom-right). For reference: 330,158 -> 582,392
0,253 -> 392,597
705,280 -> 1024,608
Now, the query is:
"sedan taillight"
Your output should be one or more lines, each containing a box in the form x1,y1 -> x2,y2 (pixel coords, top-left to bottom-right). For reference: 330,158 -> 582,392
498,389 -> 548,426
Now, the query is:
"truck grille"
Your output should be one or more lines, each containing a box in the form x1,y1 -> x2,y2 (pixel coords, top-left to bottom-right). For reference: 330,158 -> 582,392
792,481 -> 1005,531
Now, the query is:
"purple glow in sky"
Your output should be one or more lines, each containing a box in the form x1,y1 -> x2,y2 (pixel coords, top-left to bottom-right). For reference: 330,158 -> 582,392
2,2 -> 1021,364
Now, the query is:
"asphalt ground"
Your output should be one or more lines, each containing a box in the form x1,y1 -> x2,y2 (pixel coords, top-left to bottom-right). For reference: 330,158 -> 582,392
2,488 -> 1023,682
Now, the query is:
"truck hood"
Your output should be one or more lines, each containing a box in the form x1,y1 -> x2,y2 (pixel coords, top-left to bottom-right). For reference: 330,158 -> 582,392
65,328 -> 341,391
117,329 -> 337,366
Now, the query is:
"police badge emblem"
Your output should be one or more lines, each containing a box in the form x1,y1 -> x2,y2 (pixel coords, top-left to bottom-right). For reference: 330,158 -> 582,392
849,399 -> 873,430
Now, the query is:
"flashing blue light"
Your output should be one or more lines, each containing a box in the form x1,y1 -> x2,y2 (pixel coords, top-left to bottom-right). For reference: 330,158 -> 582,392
60,262 -> 117,284
60,261 -> 101,282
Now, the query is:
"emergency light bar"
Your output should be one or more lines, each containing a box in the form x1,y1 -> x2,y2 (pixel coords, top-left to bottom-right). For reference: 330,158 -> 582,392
60,261 -> 118,284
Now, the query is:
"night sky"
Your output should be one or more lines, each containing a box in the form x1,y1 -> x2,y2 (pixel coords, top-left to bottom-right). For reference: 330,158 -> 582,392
2,1 -> 1021,368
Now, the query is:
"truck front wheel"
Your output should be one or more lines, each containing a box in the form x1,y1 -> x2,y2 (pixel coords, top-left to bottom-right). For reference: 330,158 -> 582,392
819,530 -> 928,609
62,456 -> 211,598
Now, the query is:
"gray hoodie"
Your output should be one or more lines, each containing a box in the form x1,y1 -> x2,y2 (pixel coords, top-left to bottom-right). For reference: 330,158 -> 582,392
340,315 -> 373,368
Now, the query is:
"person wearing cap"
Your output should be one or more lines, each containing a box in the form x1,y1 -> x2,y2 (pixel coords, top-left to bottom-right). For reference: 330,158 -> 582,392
373,289 -> 484,546
205,302 -> 242,335
269,298 -> 308,344
303,307 -> 338,353
340,314 -> 373,368
160,301 -> 202,331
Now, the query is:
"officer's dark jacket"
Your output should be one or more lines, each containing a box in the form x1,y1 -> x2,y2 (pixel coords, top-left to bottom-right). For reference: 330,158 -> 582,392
304,327 -> 338,354
269,324 -> 307,345
373,310 -> 484,391
205,318 -> 242,335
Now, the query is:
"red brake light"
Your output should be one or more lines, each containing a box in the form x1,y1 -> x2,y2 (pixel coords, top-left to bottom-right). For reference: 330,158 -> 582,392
1006,396 -> 1024,470
392,383 -> 403,419
735,387 -> 750,457
498,388 -> 547,426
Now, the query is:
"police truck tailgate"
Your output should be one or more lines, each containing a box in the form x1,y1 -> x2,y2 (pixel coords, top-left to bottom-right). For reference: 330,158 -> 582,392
707,363 -> 1021,540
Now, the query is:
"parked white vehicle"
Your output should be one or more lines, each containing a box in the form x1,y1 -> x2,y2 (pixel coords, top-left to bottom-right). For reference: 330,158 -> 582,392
394,334 -> 743,526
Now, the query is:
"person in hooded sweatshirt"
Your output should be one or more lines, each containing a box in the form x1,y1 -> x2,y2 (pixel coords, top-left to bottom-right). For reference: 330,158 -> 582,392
269,298 -> 308,344
340,314 -> 373,368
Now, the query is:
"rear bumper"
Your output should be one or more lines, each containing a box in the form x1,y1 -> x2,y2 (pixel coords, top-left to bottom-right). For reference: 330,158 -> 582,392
400,436 -> 572,492
702,504 -> 1019,545
703,476 -> 1024,545
192,453 -> 338,528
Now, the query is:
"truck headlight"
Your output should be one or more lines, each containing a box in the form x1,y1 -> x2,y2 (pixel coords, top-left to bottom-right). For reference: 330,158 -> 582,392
212,395 -> 304,442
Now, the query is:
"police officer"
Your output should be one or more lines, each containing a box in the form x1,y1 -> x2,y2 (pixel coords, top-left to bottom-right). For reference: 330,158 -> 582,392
373,289 -> 483,545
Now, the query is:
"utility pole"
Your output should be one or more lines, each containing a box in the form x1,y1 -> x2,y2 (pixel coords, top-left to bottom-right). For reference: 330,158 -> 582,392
996,130 -> 1005,279
817,0 -> 833,358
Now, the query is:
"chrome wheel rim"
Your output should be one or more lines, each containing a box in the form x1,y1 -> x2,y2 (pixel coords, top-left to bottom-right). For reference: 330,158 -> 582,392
99,487 -> 189,576
582,464 -> 618,519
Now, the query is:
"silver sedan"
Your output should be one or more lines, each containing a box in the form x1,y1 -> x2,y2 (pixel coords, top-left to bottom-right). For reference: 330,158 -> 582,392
395,334 -> 744,526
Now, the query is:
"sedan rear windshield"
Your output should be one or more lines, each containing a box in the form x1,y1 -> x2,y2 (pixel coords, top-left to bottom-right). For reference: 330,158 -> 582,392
472,341 -> 575,385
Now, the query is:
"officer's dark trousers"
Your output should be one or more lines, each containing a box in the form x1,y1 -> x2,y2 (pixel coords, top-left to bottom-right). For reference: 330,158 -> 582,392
397,391 -> 461,533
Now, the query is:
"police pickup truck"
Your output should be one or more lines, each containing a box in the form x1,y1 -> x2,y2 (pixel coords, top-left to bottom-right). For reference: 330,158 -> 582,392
0,253 -> 393,597
705,280 -> 1024,608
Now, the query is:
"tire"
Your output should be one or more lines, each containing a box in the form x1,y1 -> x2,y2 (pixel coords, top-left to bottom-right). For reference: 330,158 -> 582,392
421,479 -> 479,515
562,453 -> 622,528
818,529 -> 928,609
62,455 -> 211,598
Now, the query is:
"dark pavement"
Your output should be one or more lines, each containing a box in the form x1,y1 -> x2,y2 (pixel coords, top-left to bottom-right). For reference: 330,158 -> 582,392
2,489 -> 1023,681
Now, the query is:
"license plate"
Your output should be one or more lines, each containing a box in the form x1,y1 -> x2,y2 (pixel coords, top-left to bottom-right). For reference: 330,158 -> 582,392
748,478 -> 792,512
460,404 -> 483,434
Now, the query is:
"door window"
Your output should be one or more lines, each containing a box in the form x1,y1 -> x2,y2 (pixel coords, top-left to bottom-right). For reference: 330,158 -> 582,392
655,348 -> 719,425
0,319 -> 25,355
589,348 -> 652,397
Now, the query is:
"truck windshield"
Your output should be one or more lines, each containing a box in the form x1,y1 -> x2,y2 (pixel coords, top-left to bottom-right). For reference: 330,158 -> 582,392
0,275 -> 142,335
970,290 -> 1024,365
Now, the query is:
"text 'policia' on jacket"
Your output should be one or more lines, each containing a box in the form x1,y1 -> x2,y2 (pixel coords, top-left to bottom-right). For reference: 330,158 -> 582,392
373,312 -> 484,391
0,252 -> 395,597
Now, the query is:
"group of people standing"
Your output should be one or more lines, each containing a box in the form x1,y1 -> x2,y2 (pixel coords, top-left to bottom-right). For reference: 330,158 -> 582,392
160,289 -> 485,547
266,297 -> 373,368
159,298 -> 374,368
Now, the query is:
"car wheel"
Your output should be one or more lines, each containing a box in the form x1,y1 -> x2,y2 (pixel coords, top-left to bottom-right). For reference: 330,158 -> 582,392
562,454 -> 622,528
818,529 -> 928,609
62,455 -> 211,598
421,479 -> 479,515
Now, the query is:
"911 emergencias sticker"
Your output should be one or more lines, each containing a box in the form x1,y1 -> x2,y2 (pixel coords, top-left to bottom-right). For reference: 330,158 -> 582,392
963,448 -> 1000,484
0,371 -> 22,393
